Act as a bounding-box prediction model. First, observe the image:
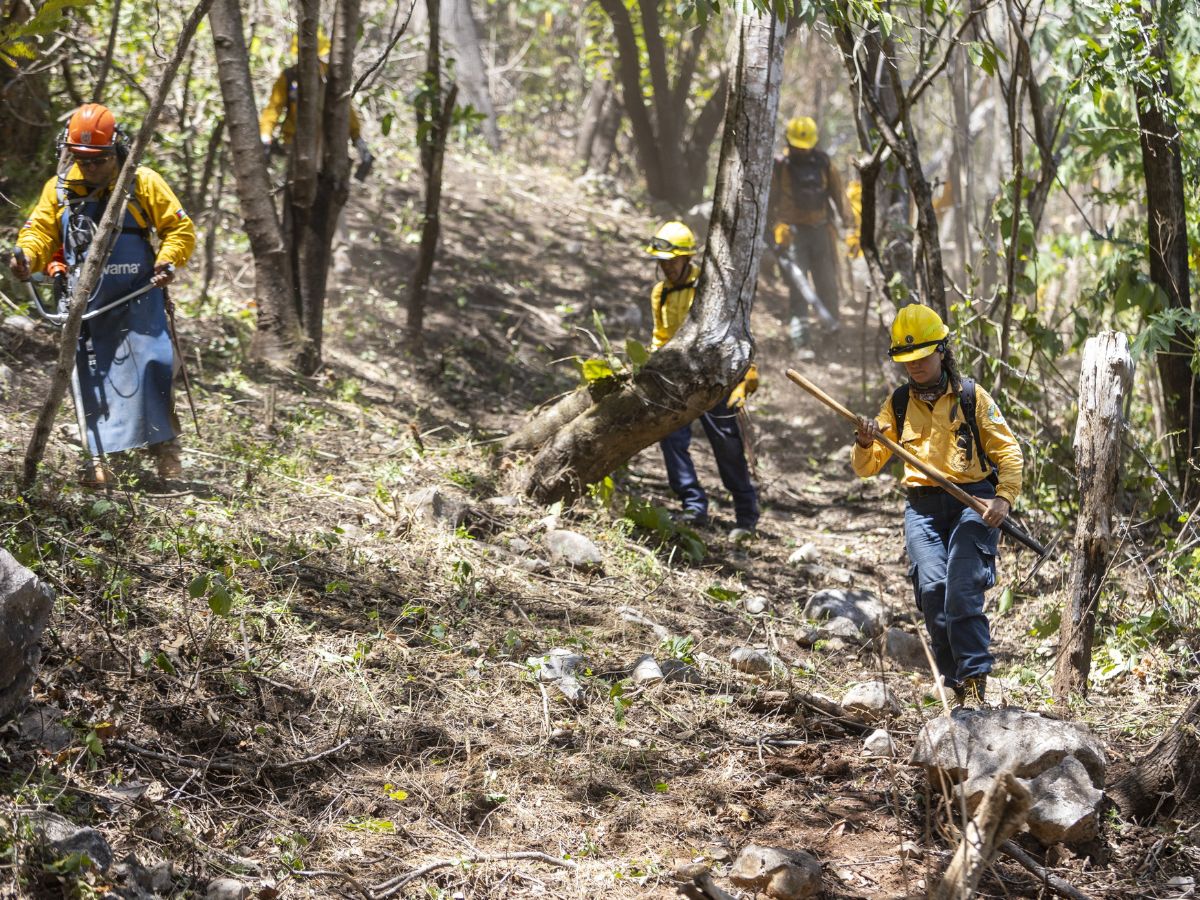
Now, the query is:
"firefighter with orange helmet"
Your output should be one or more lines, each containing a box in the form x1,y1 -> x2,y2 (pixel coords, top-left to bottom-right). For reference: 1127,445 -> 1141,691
8,103 -> 196,482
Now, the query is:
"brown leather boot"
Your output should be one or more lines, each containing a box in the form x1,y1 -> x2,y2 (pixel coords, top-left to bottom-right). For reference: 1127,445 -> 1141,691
954,675 -> 987,709
152,439 -> 183,479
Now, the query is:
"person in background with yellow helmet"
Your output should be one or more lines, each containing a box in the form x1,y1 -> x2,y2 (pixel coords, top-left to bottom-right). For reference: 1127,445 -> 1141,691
8,103 -> 196,482
645,221 -> 760,541
259,28 -> 373,179
852,304 -> 1023,708
767,115 -> 849,353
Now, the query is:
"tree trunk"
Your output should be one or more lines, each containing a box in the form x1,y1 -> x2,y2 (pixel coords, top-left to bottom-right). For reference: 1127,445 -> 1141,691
1134,0 -> 1196,498
683,70 -> 728,190
295,0 -> 360,363
290,0 -> 323,211
444,0 -> 500,150
93,0 -> 123,102
208,0 -> 306,367
1053,333 -> 1135,702
588,91 -> 623,175
0,3 -> 52,177
513,9 -> 784,504
1110,696 -> 1200,822
576,74 -> 610,168
21,0 -> 216,488
405,0 -> 457,345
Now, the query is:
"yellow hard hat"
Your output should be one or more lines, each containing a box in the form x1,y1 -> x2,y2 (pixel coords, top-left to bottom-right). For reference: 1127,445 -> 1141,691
290,27 -> 332,57
645,221 -> 698,259
786,116 -> 819,149
889,304 -> 949,362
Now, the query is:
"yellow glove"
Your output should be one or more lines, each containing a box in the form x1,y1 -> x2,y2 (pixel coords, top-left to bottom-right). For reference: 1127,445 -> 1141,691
773,222 -> 791,247
845,229 -> 861,259
729,364 -> 759,409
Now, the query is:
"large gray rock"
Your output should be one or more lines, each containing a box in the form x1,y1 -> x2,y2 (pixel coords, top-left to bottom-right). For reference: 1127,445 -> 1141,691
911,708 -> 1106,846
841,681 -> 903,722
730,647 -> 787,676
803,589 -> 887,637
543,530 -> 603,570
29,812 -> 113,872
796,615 -> 869,651
0,550 -> 54,721
206,879 -> 251,900
884,627 -> 931,671
729,844 -> 822,899
1026,756 -> 1104,845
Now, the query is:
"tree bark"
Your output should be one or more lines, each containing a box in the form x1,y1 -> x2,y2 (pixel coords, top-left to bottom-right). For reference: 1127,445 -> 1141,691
21,0 -> 216,488
92,0 -> 122,102
444,0 -> 500,150
1133,0 -> 1196,498
405,0 -> 456,345
208,0 -> 306,367
932,773 -> 1031,900
1110,695 -> 1200,822
588,91 -> 623,175
1053,333 -> 1134,702
575,74 -> 609,168
290,0 -> 323,211
0,3 -> 52,175
513,9 -> 784,503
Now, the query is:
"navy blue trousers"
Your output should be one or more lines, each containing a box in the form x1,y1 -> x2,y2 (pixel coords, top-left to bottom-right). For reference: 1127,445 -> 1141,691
659,397 -> 759,529
904,481 -> 999,687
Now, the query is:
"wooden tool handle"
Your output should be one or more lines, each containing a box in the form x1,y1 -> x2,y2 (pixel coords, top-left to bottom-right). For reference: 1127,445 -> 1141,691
784,367 -> 1048,556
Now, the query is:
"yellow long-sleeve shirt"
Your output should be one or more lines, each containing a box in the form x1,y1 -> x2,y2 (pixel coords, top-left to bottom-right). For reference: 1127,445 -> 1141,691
17,166 -> 196,274
259,64 -> 362,145
649,263 -> 758,395
851,381 -> 1024,506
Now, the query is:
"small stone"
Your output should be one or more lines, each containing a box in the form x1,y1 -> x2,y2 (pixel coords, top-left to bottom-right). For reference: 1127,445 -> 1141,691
898,841 -> 922,860
787,542 -> 820,566
841,681 -> 903,722
528,648 -> 586,703
660,658 -> 702,684
507,537 -> 533,553
485,495 -> 521,508
3,314 -> 36,334
543,530 -> 603,570
730,647 -> 786,676
147,860 -> 175,893
1026,756 -> 1104,846
885,627 -> 931,671
804,589 -> 887,637
863,728 -> 896,758
0,363 -> 14,398
29,813 -> 112,872
406,486 -> 471,529
17,705 -> 71,751
206,878 -> 251,900
729,844 -> 822,900
744,595 -> 768,615
631,654 -> 664,686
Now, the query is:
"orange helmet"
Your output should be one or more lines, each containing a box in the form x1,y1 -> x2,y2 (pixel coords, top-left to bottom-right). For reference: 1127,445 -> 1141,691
65,104 -> 118,156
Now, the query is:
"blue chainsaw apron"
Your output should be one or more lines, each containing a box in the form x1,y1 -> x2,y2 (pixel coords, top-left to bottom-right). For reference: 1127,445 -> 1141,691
61,194 -> 176,456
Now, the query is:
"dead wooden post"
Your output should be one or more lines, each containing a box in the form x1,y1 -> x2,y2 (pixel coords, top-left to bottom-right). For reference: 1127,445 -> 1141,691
1053,332 -> 1134,702
933,772 -> 1031,900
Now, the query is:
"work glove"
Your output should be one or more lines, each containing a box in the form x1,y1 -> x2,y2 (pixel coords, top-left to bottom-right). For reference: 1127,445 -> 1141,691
772,222 -> 791,249
8,247 -> 30,281
845,227 -> 862,259
729,365 -> 759,409
354,137 -> 374,182
151,262 -> 175,288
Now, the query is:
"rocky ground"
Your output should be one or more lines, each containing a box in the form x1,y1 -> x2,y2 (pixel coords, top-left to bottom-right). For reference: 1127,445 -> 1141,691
0,144 -> 1196,899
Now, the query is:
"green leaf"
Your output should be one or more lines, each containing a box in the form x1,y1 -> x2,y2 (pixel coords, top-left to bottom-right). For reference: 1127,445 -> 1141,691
581,357 -> 616,383
706,585 -> 741,602
207,582 -> 233,616
997,587 -> 1014,616
187,574 -> 210,599
625,338 -> 649,368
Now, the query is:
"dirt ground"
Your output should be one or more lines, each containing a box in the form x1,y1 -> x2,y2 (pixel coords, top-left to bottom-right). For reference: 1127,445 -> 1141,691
0,144 -> 1196,899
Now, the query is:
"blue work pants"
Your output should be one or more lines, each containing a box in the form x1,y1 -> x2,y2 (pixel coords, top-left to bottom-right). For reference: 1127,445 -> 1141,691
904,481 -> 999,687
659,397 -> 758,529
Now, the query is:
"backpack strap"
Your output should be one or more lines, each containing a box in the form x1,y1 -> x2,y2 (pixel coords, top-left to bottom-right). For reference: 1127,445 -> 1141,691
959,377 -> 999,485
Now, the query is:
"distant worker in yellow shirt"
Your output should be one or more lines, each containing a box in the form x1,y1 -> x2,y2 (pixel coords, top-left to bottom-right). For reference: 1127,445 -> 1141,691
645,221 -> 760,541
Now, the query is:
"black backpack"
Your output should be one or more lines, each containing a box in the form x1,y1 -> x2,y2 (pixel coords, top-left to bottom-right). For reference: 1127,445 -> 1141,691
891,377 -> 999,485
784,150 -> 830,213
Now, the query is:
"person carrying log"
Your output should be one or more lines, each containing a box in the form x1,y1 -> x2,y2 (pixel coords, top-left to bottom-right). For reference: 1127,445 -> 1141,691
645,221 -> 760,542
851,304 -> 1024,707
8,103 -> 196,484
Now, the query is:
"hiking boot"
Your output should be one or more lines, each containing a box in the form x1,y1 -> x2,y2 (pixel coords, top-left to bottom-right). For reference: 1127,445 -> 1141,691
79,460 -> 113,489
152,439 -> 183,480
675,509 -> 708,529
954,675 -> 987,709
728,526 -> 756,544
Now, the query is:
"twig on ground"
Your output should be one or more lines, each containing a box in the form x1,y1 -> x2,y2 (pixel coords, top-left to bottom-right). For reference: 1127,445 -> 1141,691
289,869 -> 374,900
370,851 -> 576,898
109,737 -> 353,777
932,772 -> 1030,900
1001,841 -> 1095,900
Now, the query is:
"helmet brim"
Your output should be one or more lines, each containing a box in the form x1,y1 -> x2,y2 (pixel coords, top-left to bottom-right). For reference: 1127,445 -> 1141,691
65,144 -> 112,158
890,344 -> 940,363
787,136 -> 818,150
645,245 -> 696,260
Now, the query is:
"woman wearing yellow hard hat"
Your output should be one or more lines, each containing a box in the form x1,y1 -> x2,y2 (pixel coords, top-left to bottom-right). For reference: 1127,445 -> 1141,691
643,222 -> 759,541
851,304 -> 1024,707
